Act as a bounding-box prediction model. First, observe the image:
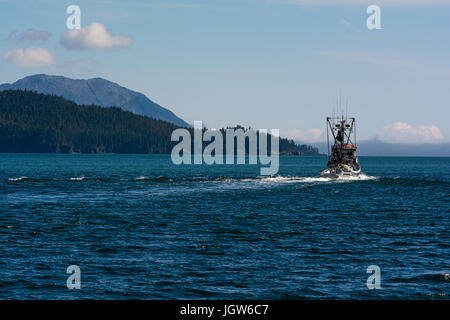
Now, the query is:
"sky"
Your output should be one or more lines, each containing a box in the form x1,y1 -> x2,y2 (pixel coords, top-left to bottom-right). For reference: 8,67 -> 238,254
0,0 -> 449,144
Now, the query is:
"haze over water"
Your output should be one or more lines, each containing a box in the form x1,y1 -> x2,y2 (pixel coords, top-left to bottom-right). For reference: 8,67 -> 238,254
1,154 -> 449,299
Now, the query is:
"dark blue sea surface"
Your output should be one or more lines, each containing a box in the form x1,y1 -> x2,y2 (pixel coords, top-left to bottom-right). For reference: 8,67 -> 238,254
0,154 -> 449,299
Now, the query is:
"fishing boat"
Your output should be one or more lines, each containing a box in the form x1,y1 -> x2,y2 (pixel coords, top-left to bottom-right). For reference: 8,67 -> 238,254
320,116 -> 361,178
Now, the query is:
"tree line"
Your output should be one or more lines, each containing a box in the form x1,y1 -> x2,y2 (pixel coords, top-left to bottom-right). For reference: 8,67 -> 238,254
0,90 -> 320,155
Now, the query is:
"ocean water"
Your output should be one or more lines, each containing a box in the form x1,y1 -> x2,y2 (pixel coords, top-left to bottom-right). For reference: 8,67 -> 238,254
0,154 -> 448,299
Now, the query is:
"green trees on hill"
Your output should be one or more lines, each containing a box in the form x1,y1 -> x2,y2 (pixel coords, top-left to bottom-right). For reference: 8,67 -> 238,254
0,90 -> 320,155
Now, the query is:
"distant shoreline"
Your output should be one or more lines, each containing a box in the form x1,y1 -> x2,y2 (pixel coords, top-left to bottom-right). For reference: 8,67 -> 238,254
2,152 -> 449,158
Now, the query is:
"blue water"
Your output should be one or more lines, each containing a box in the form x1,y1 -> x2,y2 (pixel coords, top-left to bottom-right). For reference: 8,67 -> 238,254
0,154 -> 449,299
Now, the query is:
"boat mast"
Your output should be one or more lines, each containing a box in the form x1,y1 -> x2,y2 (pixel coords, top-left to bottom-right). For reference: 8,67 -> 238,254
326,117 -> 330,158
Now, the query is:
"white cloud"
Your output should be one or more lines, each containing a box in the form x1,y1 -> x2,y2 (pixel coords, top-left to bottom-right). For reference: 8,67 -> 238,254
3,47 -> 55,68
60,22 -> 132,50
288,0 -> 450,5
309,128 -> 323,141
379,122 -> 445,144
286,128 -> 323,142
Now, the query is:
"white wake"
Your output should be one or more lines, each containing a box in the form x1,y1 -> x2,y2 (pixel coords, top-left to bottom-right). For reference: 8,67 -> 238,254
253,173 -> 377,184
69,176 -> 86,181
8,176 -> 28,181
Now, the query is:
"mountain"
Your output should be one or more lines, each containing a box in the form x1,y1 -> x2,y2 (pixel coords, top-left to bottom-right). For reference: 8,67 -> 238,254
355,140 -> 450,157
309,140 -> 450,157
0,74 -> 190,127
0,90 -> 319,155
0,90 -> 179,154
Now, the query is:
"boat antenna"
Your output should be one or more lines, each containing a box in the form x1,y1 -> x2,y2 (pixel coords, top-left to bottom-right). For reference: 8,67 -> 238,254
346,98 -> 348,121
333,98 -> 338,118
326,117 -> 330,158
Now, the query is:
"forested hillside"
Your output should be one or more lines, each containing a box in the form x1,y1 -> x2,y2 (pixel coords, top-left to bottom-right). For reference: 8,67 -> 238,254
0,90 -> 320,155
